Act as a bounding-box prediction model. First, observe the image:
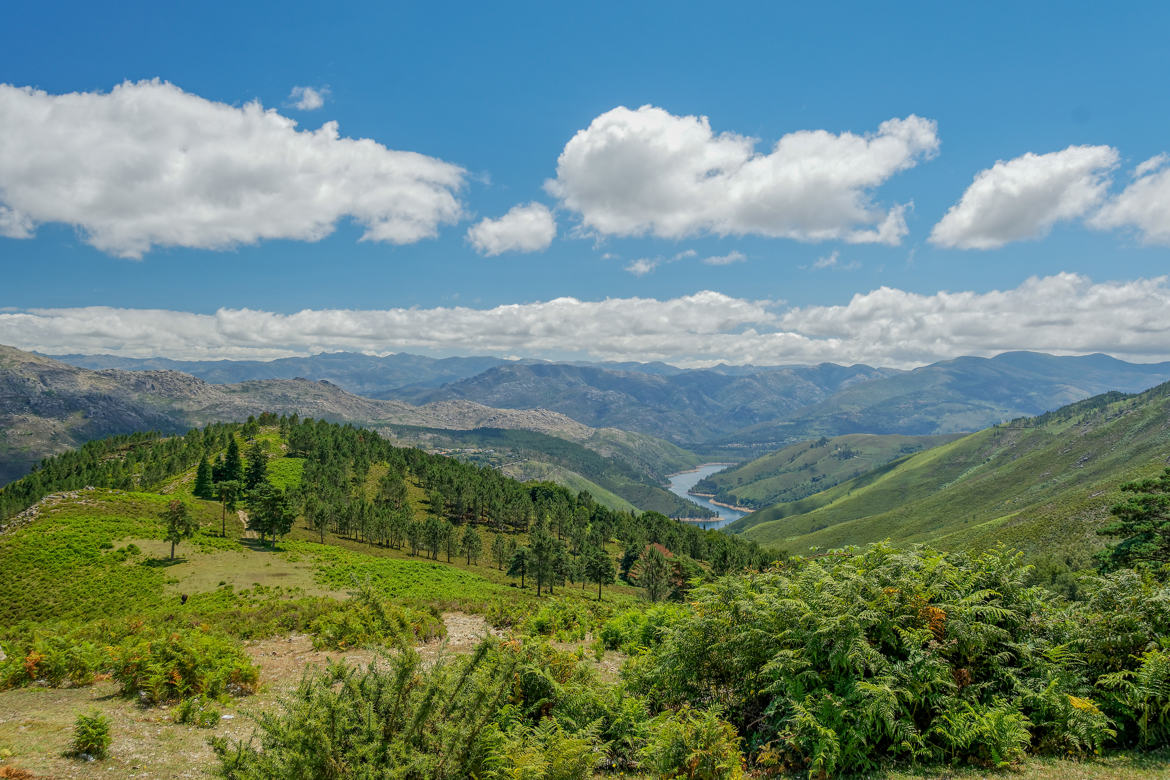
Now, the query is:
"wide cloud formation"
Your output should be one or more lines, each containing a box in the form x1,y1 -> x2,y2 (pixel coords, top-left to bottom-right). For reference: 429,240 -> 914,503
930,145 -> 1118,249
0,80 -> 466,257
546,105 -> 938,245
4,274 -> 1168,367
466,202 -> 556,255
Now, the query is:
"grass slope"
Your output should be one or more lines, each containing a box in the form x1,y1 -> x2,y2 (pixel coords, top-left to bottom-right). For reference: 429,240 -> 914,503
695,433 -> 959,510
738,382 -> 1170,565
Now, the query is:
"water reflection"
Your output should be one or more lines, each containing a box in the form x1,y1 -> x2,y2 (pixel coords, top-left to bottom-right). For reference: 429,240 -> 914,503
666,463 -> 750,531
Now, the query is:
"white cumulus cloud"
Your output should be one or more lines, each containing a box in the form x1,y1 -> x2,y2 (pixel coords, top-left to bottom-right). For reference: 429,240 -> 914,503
545,105 -> 938,245
1090,154 -> 1170,245
288,85 -> 329,110
0,80 -> 466,258
4,275 -> 1169,368
930,145 -> 1118,249
466,202 -> 556,255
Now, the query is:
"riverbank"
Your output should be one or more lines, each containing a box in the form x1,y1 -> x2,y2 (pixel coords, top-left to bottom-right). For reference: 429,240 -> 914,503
686,489 -> 754,513
664,463 -> 750,531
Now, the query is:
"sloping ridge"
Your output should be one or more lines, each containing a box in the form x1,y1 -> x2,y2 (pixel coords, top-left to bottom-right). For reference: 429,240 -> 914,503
735,381 -> 1170,565
0,346 -> 686,489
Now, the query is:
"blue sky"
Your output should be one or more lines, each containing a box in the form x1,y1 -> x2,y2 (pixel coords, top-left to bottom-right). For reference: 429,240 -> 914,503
1,1 -> 1169,366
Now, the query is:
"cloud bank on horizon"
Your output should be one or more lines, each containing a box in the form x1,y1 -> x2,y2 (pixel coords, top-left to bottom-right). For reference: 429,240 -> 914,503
3,273 -> 1168,368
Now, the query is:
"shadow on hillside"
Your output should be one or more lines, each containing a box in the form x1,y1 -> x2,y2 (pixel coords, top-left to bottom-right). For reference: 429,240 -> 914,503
140,557 -> 187,568
239,537 -> 278,552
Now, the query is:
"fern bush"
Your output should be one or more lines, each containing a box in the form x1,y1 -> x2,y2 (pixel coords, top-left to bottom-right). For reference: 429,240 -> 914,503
70,710 -> 111,760
622,543 -> 1168,776
173,694 -> 223,728
212,643 -> 515,779
308,584 -> 443,650
483,720 -> 601,780
638,705 -> 745,779
110,627 -> 258,704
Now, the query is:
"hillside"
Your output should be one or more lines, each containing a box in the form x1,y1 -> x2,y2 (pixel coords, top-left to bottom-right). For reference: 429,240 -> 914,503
0,346 -> 705,514
380,425 -> 708,517
416,361 -> 892,444
414,352 -> 1170,451
734,381 -> 1170,565
693,432 -> 960,510
712,351 -> 1170,449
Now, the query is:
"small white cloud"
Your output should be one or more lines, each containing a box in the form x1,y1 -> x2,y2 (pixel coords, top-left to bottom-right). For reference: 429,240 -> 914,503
625,258 -> 658,276
466,202 -> 556,255
929,145 -> 1118,249
1091,154 -> 1170,245
546,105 -> 937,245
808,250 -> 860,271
1133,153 -> 1169,178
288,85 -> 328,111
702,250 -> 746,266
0,80 -> 465,258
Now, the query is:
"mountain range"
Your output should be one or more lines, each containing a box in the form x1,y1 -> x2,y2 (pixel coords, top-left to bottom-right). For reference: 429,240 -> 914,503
54,349 -> 1170,452
0,345 -> 701,516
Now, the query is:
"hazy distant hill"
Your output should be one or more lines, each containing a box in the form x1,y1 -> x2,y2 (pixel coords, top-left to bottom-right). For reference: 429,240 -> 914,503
705,351 -> 1170,451
417,362 -> 894,444
693,432 -> 961,510
0,346 -> 704,515
50,351 -> 515,398
732,380 -> 1170,565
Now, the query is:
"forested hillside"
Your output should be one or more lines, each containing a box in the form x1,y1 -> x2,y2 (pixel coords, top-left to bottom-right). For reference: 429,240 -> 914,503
735,380 -> 1170,566
0,345 -> 711,516
693,432 -> 960,510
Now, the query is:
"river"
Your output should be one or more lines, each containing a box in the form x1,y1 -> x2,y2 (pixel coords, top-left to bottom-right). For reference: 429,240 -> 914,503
666,463 -> 750,531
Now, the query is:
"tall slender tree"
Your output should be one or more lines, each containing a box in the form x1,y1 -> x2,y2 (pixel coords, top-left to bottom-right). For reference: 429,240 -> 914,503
163,499 -> 198,561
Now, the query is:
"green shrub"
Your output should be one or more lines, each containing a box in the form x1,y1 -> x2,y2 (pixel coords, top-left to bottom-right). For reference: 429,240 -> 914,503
598,603 -> 685,652
638,705 -> 745,779
308,584 -> 443,650
624,544 -> 1138,775
70,710 -> 111,760
0,632 -> 105,689
484,720 -> 600,780
932,702 -> 1031,768
174,694 -> 223,728
110,627 -> 258,704
212,643 -> 515,779
1100,646 -> 1170,748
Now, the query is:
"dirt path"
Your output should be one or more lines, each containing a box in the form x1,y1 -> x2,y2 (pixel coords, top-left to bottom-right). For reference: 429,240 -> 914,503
238,509 -> 256,539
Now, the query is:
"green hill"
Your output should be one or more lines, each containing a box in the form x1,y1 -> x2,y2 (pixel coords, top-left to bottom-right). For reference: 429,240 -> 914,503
693,433 -> 960,510
378,424 -> 709,517
735,381 -> 1170,565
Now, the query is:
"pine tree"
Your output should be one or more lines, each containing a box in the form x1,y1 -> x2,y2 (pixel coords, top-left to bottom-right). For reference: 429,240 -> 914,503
215,479 -> 242,538
247,481 -> 295,548
223,437 -> 244,484
243,440 -> 267,491
163,499 -> 198,560
193,457 -> 214,500
460,525 -> 483,565
507,547 -> 533,589
584,546 -> 616,601
1097,467 -> 1170,571
639,546 -> 671,602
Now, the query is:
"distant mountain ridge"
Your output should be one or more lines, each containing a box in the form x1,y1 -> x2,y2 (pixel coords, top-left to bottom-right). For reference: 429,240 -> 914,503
0,346 -> 703,516
43,348 -> 1170,454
